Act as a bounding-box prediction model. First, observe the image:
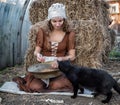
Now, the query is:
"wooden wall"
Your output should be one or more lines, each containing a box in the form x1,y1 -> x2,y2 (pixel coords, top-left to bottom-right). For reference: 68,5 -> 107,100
0,0 -> 31,69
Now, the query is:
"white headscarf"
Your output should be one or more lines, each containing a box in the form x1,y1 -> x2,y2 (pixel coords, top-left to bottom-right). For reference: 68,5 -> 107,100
47,3 -> 67,20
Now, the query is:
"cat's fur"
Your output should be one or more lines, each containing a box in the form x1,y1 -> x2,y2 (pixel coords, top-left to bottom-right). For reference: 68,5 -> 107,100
57,60 -> 120,103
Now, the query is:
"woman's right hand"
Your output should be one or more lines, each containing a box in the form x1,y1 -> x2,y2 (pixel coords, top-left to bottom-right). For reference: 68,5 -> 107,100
36,53 -> 45,62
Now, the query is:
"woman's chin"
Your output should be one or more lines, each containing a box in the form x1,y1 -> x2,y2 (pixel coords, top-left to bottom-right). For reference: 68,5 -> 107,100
54,27 -> 62,30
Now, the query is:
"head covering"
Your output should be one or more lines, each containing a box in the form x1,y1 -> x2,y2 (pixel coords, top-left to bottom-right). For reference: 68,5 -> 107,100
47,3 -> 67,20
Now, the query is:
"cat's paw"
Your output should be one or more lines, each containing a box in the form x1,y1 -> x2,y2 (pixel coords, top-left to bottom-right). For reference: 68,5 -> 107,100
91,93 -> 99,97
101,100 -> 109,104
78,91 -> 84,94
71,95 -> 77,99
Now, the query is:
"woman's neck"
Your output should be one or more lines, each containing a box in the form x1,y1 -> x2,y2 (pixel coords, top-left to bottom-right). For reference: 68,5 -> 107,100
49,30 -> 66,42
52,29 -> 63,32
50,29 -> 65,35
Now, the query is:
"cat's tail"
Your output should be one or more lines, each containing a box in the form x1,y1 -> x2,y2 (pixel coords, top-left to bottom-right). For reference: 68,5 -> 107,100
113,81 -> 120,94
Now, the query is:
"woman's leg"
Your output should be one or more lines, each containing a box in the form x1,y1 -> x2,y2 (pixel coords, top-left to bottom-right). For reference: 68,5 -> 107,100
47,75 -> 73,92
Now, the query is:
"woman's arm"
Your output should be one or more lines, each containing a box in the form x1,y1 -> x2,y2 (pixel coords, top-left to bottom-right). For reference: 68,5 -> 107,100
60,31 -> 76,61
51,49 -> 75,68
57,49 -> 75,61
34,46 -> 41,56
34,28 -> 45,62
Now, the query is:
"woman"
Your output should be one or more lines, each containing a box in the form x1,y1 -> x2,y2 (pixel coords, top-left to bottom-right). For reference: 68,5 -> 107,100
33,3 -> 76,91
13,3 -> 76,92
34,3 -> 75,68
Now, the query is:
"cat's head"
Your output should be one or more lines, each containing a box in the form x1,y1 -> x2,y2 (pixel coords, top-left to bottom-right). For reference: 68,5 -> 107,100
57,59 -> 72,73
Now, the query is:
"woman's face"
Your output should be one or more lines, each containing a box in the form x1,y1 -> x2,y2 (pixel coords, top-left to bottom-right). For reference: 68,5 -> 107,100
50,17 -> 64,30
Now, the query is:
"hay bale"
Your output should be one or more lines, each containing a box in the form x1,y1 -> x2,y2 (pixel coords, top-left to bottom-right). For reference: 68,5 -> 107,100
25,0 -> 114,69
29,0 -> 111,23
69,20 -> 104,68
29,0 -> 49,24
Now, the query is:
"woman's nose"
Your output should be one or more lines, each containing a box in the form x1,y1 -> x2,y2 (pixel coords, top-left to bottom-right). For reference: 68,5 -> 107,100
56,22 -> 60,26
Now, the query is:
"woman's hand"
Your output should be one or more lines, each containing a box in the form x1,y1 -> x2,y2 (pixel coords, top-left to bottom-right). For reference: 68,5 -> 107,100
51,60 -> 58,69
36,53 -> 45,62
51,57 -> 69,69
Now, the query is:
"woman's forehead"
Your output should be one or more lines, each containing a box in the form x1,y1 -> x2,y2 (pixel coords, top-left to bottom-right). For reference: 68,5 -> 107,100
51,17 -> 64,21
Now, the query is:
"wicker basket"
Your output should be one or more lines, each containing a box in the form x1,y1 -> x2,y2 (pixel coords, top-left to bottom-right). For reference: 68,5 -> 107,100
27,63 -> 62,79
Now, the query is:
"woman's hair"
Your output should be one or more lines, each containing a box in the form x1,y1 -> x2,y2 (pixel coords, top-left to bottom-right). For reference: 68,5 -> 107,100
48,19 -> 69,32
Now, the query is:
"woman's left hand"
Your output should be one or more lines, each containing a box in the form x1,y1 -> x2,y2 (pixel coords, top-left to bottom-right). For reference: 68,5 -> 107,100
51,60 -> 58,69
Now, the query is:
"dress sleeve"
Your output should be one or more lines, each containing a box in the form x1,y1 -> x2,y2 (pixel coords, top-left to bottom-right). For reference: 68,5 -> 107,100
36,28 -> 44,48
68,31 -> 75,50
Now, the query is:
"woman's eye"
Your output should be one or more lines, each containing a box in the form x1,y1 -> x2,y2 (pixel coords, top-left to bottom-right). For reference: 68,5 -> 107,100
59,20 -> 63,22
52,20 -> 63,23
53,20 -> 56,22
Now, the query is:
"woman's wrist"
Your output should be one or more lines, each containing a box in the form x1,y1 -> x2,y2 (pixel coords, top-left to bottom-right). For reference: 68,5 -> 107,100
34,51 -> 42,57
64,56 -> 71,61
37,53 -> 42,58
57,56 -> 70,61
57,57 -> 63,61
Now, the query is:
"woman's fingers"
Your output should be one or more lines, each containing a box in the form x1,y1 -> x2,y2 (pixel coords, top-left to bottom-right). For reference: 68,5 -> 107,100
51,61 -> 58,68
36,53 -> 45,62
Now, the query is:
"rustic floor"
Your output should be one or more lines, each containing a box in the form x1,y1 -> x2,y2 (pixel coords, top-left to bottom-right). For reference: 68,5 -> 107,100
0,60 -> 120,105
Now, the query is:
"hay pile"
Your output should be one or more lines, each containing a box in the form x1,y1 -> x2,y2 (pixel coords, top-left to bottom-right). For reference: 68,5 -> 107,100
25,0 -> 114,70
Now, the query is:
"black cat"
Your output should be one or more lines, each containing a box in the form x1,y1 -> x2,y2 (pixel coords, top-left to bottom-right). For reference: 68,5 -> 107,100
57,60 -> 120,103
